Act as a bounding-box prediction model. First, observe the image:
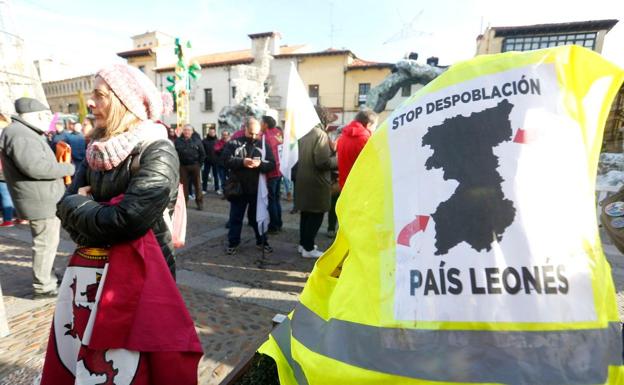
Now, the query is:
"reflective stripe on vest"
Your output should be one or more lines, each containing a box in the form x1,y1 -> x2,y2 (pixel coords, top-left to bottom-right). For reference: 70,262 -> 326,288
283,303 -> 622,385
272,318 -> 309,385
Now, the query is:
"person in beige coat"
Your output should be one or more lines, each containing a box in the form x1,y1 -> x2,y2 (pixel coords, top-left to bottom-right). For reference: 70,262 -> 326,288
294,111 -> 337,258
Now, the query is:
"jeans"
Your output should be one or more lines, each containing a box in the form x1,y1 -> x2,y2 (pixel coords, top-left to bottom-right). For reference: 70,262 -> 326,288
29,217 -> 60,293
299,211 -> 324,251
202,161 -> 220,191
0,182 -> 14,222
217,166 -> 228,192
282,178 -> 293,195
71,160 -> 83,176
228,194 -> 266,247
328,191 -> 340,232
267,177 -> 282,231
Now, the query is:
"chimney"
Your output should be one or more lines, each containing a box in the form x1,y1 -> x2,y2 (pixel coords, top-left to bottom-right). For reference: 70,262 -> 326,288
248,32 -> 282,57
408,52 -> 419,61
426,56 -> 439,67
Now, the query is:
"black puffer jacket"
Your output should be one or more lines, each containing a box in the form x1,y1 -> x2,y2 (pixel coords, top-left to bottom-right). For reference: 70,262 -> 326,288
202,135 -> 218,163
221,136 -> 275,195
57,139 -> 180,277
175,136 -> 205,166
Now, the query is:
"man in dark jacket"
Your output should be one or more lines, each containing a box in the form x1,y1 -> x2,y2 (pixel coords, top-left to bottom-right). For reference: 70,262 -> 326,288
65,120 -> 86,169
0,98 -> 75,298
175,124 -> 206,210
221,117 -> 275,255
214,130 -> 231,197
201,127 -> 219,193
51,119 -> 70,150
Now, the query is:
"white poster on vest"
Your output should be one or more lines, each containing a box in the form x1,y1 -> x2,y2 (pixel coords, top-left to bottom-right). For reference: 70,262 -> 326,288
390,64 -> 599,323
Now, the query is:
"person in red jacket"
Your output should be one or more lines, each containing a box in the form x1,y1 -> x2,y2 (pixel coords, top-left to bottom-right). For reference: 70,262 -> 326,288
337,109 -> 378,189
261,115 -> 284,233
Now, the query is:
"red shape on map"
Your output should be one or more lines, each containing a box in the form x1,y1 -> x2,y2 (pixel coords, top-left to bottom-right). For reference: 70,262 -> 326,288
397,215 -> 430,246
513,128 -> 529,144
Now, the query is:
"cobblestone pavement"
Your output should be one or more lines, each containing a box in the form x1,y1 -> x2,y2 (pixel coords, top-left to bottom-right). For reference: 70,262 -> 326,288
1,191 -> 623,384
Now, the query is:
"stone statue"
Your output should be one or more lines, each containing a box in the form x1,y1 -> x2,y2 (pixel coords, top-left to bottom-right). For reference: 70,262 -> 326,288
218,37 -> 277,131
366,59 -> 445,113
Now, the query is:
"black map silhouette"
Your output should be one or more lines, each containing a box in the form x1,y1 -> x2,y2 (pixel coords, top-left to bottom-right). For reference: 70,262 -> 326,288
422,99 -> 516,255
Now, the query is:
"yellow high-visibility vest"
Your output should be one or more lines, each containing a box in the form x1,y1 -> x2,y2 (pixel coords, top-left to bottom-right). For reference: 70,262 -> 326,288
260,46 -> 624,385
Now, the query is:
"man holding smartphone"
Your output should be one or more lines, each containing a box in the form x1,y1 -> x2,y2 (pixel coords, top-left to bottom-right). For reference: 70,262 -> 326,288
221,117 -> 275,255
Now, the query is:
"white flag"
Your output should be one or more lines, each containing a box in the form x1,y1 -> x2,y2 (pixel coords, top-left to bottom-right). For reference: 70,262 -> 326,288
256,136 -> 270,236
279,62 -> 321,179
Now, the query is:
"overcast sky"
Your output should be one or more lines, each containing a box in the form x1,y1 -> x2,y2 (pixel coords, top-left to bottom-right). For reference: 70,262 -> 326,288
7,0 -> 624,76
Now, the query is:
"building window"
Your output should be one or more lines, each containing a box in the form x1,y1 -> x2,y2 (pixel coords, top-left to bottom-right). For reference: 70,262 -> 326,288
308,84 -> 319,105
231,86 -> 237,99
203,88 -> 213,111
308,84 -> 319,98
502,32 -> 597,53
358,83 -> 370,106
138,65 -> 146,73
401,84 -> 411,97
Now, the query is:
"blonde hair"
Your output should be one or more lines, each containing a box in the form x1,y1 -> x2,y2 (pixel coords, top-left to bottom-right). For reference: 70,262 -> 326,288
91,76 -> 142,140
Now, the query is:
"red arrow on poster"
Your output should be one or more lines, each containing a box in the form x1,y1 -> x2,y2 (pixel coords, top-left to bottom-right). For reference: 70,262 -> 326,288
514,128 -> 531,144
397,215 -> 430,246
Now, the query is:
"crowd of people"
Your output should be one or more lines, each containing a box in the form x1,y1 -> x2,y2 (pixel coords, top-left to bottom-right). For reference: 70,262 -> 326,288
164,107 -> 378,258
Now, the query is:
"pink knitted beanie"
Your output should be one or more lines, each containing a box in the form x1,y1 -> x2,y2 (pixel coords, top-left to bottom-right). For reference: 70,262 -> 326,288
96,64 -> 173,121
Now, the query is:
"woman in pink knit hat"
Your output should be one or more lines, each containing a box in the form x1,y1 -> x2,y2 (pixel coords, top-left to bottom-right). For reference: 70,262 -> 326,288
59,63 -> 178,273
41,64 -> 202,385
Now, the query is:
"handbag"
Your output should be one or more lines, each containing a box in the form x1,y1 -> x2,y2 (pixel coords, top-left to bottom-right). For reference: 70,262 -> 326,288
223,174 -> 243,200
131,142 -> 187,248
171,184 -> 187,248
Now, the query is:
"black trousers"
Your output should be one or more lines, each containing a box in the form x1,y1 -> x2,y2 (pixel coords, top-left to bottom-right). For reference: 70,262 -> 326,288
328,192 -> 340,232
299,211 -> 324,252
228,194 -> 265,247
180,164 -> 202,205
